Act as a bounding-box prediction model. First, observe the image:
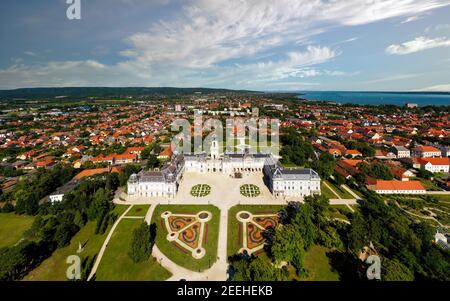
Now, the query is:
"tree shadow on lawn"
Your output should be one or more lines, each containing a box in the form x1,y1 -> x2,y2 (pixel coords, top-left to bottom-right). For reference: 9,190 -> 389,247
326,250 -> 360,281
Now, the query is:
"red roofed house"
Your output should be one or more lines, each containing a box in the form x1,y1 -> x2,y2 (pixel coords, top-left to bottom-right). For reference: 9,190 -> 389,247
158,146 -> 173,160
74,166 -> 123,180
345,149 -> 362,158
417,157 -> 450,173
115,153 -> 138,164
126,146 -> 145,156
371,180 -> 426,194
412,146 -> 441,158
36,159 -> 56,169
328,148 -> 342,158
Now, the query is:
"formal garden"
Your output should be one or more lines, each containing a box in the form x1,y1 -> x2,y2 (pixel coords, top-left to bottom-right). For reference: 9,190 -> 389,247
227,205 -> 284,257
190,184 -> 211,197
160,210 -> 212,259
239,184 -> 261,197
152,204 -> 220,272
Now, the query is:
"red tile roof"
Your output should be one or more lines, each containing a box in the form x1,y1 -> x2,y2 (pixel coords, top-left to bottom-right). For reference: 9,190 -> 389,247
418,157 -> 450,166
374,180 -> 425,191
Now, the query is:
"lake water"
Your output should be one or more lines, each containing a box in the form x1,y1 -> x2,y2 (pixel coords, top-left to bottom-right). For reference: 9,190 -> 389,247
298,91 -> 450,107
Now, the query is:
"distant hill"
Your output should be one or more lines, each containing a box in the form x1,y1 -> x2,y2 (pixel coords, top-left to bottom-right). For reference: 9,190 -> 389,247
0,87 -> 261,100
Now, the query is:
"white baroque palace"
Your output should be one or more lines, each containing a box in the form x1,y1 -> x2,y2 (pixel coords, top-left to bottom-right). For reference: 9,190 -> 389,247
127,138 -> 321,199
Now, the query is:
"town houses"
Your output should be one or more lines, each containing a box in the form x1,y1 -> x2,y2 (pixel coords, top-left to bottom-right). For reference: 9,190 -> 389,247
0,94 -> 449,197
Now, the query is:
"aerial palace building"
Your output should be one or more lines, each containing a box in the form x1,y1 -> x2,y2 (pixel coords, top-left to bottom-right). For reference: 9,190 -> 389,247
127,138 -> 321,199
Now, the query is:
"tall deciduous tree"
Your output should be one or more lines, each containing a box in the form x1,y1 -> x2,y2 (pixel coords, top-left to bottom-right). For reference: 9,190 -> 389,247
128,223 -> 152,263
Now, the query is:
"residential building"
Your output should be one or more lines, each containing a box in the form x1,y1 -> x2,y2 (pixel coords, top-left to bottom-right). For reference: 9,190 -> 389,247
392,145 -> 410,158
417,157 -> 450,173
412,146 -> 441,158
371,180 -> 426,194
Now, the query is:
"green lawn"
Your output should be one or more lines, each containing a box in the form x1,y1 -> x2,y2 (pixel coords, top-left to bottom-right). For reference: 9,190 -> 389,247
126,205 -> 151,217
0,213 -> 35,248
299,245 -> 340,281
324,180 -> 353,199
430,195 -> 450,202
321,182 -> 337,199
23,205 -> 129,281
227,205 -> 284,257
95,218 -> 171,281
152,204 -> 220,272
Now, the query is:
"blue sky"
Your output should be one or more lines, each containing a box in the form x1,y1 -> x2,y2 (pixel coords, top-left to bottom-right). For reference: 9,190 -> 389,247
1,0 -> 450,91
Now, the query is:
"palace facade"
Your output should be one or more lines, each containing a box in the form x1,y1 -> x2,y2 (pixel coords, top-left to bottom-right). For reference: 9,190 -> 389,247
127,138 -> 321,199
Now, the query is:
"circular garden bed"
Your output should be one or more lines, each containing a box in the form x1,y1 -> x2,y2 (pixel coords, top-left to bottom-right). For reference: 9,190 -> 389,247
240,184 -> 261,197
190,184 -> 211,197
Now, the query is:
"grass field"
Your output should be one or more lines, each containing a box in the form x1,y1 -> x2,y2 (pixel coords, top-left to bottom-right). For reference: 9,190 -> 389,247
321,182 -> 337,199
227,204 -> 284,257
324,180 -> 353,199
0,213 -> 35,248
299,245 -> 340,281
23,205 -> 129,281
95,218 -> 171,281
152,204 -> 220,272
125,205 -> 151,217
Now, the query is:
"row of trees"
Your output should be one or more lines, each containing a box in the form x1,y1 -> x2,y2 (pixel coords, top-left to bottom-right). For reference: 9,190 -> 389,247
356,162 -> 394,180
280,128 -> 315,167
347,191 -> 450,281
0,172 -> 121,281
0,164 -> 76,215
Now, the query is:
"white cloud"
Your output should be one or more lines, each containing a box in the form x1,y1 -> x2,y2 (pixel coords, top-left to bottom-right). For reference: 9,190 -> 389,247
2,0 -> 450,89
362,74 -> 420,84
400,15 -> 425,24
416,83 -> 450,91
386,36 -> 450,55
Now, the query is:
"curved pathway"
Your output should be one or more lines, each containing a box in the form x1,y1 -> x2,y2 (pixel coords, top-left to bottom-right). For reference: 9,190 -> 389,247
145,202 -> 229,281
87,205 -> 134,281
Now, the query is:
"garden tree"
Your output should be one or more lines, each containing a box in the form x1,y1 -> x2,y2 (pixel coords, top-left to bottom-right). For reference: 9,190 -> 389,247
347,190 -> 450,281
419,248 -> 450,281
334,172 -> 346,186
152,144 -> 162,155
312,153 -> 336,179
369,163 -> 394,180
2,202 -> 14,213
271,224 -> 305,273
280,127 -> 315,166
229,255 -> 287,281
347,213 -> 368,252
291,205 -> 316,250
88,188 -> 112,220
54,222 -> 79,248
382,258 -> 414,281
12,164 -> 76,216
417,167 -> 433,180
14,190 -> 39,215
118,164 -> 142,187
140,144 -> 153,160
73,211 -> 86,228
105,173 -> 119,191
344,141 -> 375,157
128,222 -> 154,263
304,195 -> 329,233
0,240 -> 55,281
353,172 -> 367,185
146,154 -> 161,170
